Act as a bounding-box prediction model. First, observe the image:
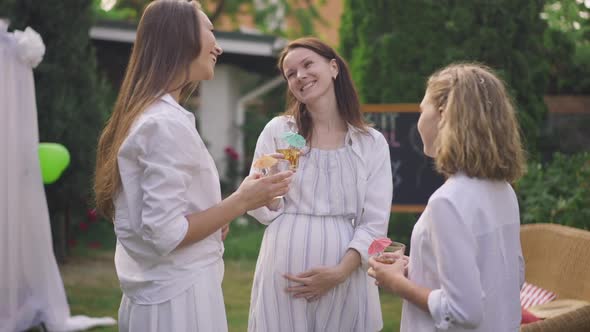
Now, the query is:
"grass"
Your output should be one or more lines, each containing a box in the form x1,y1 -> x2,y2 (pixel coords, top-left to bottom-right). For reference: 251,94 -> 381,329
221,218 -> 267,261
58,222 -> 402,331
60,251 -> 120,332
381,293 -> 404,331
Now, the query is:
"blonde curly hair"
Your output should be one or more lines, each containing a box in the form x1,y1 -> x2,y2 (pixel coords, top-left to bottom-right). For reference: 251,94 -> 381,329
427,63 -> 526,183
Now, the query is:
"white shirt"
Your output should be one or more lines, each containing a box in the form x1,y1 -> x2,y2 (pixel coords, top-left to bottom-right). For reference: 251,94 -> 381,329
401,173 -> 525,332
113,94 -> 224,305
248,116 -> 393,267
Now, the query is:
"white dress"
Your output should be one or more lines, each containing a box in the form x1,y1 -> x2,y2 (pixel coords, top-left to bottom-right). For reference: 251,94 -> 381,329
400,173 -> 524,332
114,94 -> 227,332
0,22 -> 115,332
248,116 -> 393,332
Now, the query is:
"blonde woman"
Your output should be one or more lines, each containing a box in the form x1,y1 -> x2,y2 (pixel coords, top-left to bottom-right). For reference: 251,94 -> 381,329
368,63 -> 526,332
94,1 -> 292,331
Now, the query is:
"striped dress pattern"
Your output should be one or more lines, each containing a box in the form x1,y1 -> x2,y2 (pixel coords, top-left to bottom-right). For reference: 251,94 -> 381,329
248,146 -> 382,332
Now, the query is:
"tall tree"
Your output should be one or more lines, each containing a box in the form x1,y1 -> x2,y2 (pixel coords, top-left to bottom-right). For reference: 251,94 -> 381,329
542,0 -> 590,93
95,0 -> 328,38
543,0 -> 590,41
340,0 -> 550,153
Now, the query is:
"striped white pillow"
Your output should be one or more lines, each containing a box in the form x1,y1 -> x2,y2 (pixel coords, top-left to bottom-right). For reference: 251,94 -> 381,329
520,282 -> 557,309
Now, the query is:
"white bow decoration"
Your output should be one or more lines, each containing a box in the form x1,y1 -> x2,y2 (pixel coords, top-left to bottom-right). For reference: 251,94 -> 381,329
14,27 -> 45,68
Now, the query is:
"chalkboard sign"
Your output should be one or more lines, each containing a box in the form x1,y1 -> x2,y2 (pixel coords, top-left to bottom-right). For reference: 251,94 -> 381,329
363,105 -> 445,212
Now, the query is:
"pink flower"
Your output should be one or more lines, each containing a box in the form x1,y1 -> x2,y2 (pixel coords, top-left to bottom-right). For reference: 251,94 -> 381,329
368,237 -> 392,255
87,208 -> 98,222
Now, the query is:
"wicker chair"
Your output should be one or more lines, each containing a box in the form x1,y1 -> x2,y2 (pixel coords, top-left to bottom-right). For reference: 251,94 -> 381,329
520,223 -> 590,332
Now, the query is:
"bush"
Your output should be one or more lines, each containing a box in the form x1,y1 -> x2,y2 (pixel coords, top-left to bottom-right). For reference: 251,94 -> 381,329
516,152 -> 590,230
220,146 -> 241,196
388,212 -> 419,253
241,83 -> 286,175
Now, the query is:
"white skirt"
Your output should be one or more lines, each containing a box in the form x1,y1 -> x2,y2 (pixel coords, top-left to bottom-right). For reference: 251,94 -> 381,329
118,260 -> 227,332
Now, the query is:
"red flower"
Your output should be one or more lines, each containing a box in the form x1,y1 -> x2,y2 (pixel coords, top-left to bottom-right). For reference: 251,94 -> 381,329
87,208 -> 98,222
224,146 -> 240,161
88,241 -> 102,249
68,239 -> 77,248
79,221 -> 89,232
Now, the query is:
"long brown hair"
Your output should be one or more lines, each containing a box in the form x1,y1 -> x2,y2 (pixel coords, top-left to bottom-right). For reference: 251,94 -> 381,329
95,0 -> 202,219
427,63 -> 526,182
277,37 -> 368,141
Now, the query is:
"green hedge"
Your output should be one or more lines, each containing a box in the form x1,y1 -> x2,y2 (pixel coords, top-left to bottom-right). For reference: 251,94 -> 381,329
542,0 -> 590,94
340,0 -> 550,153
516,152 -> 590,230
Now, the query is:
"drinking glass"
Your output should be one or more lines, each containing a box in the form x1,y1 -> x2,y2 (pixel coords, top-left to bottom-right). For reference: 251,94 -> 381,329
274,137 -> 301,171
375,241 -> 406,264
253,158 -> 290,199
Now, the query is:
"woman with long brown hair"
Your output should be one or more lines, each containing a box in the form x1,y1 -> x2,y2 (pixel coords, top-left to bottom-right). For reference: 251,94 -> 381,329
368,63 -> 526,331
247,37 -> 393,331
94,1 -> 292,331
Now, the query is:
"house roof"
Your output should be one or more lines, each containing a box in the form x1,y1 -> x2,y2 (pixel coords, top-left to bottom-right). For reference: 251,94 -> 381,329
90,20 -> 287,58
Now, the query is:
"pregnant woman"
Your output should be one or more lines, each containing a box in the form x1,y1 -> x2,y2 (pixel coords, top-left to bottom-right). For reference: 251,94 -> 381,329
247,37 -> 393,332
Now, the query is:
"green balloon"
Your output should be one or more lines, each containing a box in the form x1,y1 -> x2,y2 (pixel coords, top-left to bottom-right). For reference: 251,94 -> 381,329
38,143 -> 70,184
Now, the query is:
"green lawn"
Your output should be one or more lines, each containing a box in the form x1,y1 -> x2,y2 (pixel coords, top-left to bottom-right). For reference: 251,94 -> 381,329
59,223 -> 402,331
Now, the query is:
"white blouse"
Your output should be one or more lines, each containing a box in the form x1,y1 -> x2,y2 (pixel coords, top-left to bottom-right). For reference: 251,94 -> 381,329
248,116 -> 393,267
401,173 -> 524,332
113,94 -> 224,304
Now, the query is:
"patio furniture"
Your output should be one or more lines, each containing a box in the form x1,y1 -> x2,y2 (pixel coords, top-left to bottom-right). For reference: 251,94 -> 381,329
520,223 -> 590,332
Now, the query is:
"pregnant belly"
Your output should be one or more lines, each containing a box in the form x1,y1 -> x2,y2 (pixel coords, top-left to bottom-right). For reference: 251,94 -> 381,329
262,213 -> 355,274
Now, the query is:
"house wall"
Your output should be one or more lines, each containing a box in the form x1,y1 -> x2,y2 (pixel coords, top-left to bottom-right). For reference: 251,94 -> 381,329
211,0 -> 343,46
199,64 -> 246,179
315,0 -> 343,46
